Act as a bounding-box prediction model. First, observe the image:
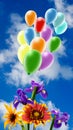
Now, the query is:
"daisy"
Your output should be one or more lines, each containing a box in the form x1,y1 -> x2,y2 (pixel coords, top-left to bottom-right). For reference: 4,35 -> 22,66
3,103 -> 22,129
22,102 -> 51,127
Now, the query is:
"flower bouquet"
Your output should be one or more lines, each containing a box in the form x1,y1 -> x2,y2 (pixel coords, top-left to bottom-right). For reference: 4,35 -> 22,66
3,80 -> 69,130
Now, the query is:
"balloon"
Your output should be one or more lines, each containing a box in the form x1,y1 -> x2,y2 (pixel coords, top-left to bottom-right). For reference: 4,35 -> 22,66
23,50 -> 42,74
24,27 -> 36,45
40,26 -> 53,41
55,21 -> 68,35
48,36 -> 61,52
45,8 -> 57,24
17,45 -> 30,64
25,10 -> 37,26
39,51 -> 54,70
34,17 -> 46,32
17,31 -> 27,45
53,12 -> 65,28
30,37 -> 46,53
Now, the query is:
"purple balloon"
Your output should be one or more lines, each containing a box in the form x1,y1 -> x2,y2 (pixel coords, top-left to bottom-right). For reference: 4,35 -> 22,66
39,51 -> 54,70
40,26 -> 53,41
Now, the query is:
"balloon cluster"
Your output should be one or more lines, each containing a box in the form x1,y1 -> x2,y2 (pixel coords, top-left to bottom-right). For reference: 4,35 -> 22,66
45,8 -> 68,35
17,8 -> 68,75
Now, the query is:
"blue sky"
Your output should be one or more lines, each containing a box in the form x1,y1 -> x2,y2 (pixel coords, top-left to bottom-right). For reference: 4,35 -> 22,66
0,0 -> 73,130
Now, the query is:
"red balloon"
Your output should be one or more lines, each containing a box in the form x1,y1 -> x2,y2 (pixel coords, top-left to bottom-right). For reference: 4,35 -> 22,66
34,17 -> 46,33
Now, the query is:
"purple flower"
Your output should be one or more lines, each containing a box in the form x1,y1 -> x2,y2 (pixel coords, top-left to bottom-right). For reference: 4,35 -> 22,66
51,110 -> 70,128
24,80 -> 48,98
13,88 -> 33,108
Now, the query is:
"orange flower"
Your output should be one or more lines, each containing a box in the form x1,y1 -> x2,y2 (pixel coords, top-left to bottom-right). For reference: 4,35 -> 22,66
22,102 -> 51,127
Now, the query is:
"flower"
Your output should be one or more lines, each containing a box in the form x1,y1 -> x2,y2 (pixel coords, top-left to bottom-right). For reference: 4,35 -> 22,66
3,104 -> 22,128
24,80 -> 48,98
51,110 -> 70,128
22,102 -> 51,127
13,88 -> 33,108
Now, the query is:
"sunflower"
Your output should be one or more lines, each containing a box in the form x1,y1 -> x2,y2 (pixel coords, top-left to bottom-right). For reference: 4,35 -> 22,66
22,102 -> 51,126
3,103 -> 22,128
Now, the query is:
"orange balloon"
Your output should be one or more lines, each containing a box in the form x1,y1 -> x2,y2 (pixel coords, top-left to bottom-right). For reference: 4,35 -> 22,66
30,37 -> 46,53
25,10 -> 37,26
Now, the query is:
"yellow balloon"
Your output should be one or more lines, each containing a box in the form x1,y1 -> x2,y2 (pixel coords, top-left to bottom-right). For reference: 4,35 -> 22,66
17,31 -> 27,45
17,45 -> 30,64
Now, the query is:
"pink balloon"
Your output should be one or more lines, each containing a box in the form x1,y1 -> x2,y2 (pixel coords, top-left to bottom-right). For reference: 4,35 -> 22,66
40,26 -> 53,41
39,51 -> 54,70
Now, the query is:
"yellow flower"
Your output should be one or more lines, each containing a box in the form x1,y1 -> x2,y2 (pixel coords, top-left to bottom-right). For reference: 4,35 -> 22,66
3,104 -> 22,128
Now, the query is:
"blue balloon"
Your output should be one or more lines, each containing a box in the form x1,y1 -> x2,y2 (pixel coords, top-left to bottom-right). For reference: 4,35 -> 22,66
45,8 -> 57,24
55,21 -> 68,35
24,27 -> 35,44
53,12 -> 65,28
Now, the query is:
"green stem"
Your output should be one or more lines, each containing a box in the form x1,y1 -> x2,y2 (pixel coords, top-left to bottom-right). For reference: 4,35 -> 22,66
21,125 -> 25,130
26,124 -> 30,130
31,87 -> 37,100
27,124 -> 30,130
33,125 -> 36,130
26,87 -> 37,130
49,116 -> 56,130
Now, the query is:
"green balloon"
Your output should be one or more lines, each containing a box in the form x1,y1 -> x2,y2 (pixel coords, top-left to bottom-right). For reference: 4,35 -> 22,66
48,36 -> 61,52
23,49 -> 42,74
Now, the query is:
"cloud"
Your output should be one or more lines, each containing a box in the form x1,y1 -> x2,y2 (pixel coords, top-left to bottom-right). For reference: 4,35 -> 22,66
0,13 -> 27,67
6,55 -> 73,86
54,0 -> 73,28
0,100 -> 7,121
12,125 -> 21,130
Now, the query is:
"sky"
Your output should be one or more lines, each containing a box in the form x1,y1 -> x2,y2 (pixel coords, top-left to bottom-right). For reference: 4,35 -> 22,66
0,0 -> 73,130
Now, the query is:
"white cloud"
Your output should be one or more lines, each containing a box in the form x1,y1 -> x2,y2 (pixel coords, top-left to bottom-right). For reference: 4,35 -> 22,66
54,0 -> 73,28
0,14 -> 27,66
8,13 -> 28,35
12,125 -> 21,130
6,55 -> 73,86
0,100 -> 7,121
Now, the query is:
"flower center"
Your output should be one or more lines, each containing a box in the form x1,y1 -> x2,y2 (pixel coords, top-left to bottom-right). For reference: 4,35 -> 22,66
42,90 -> 46,94
30,110 -> 44,120
34,111 -> 40,117
10,113 -> 16,122
58,120 -> 62,124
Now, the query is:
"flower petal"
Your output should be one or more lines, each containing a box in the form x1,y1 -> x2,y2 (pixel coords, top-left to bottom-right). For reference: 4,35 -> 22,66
54,119 -> 62,128
27,99 -> 34,104
13,96 -> 20,108
40,89 -> 48,98
4,120 -> 10,128
4,104 -> 12,113
17,88 -> 25,96
24,87 -> 33,92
